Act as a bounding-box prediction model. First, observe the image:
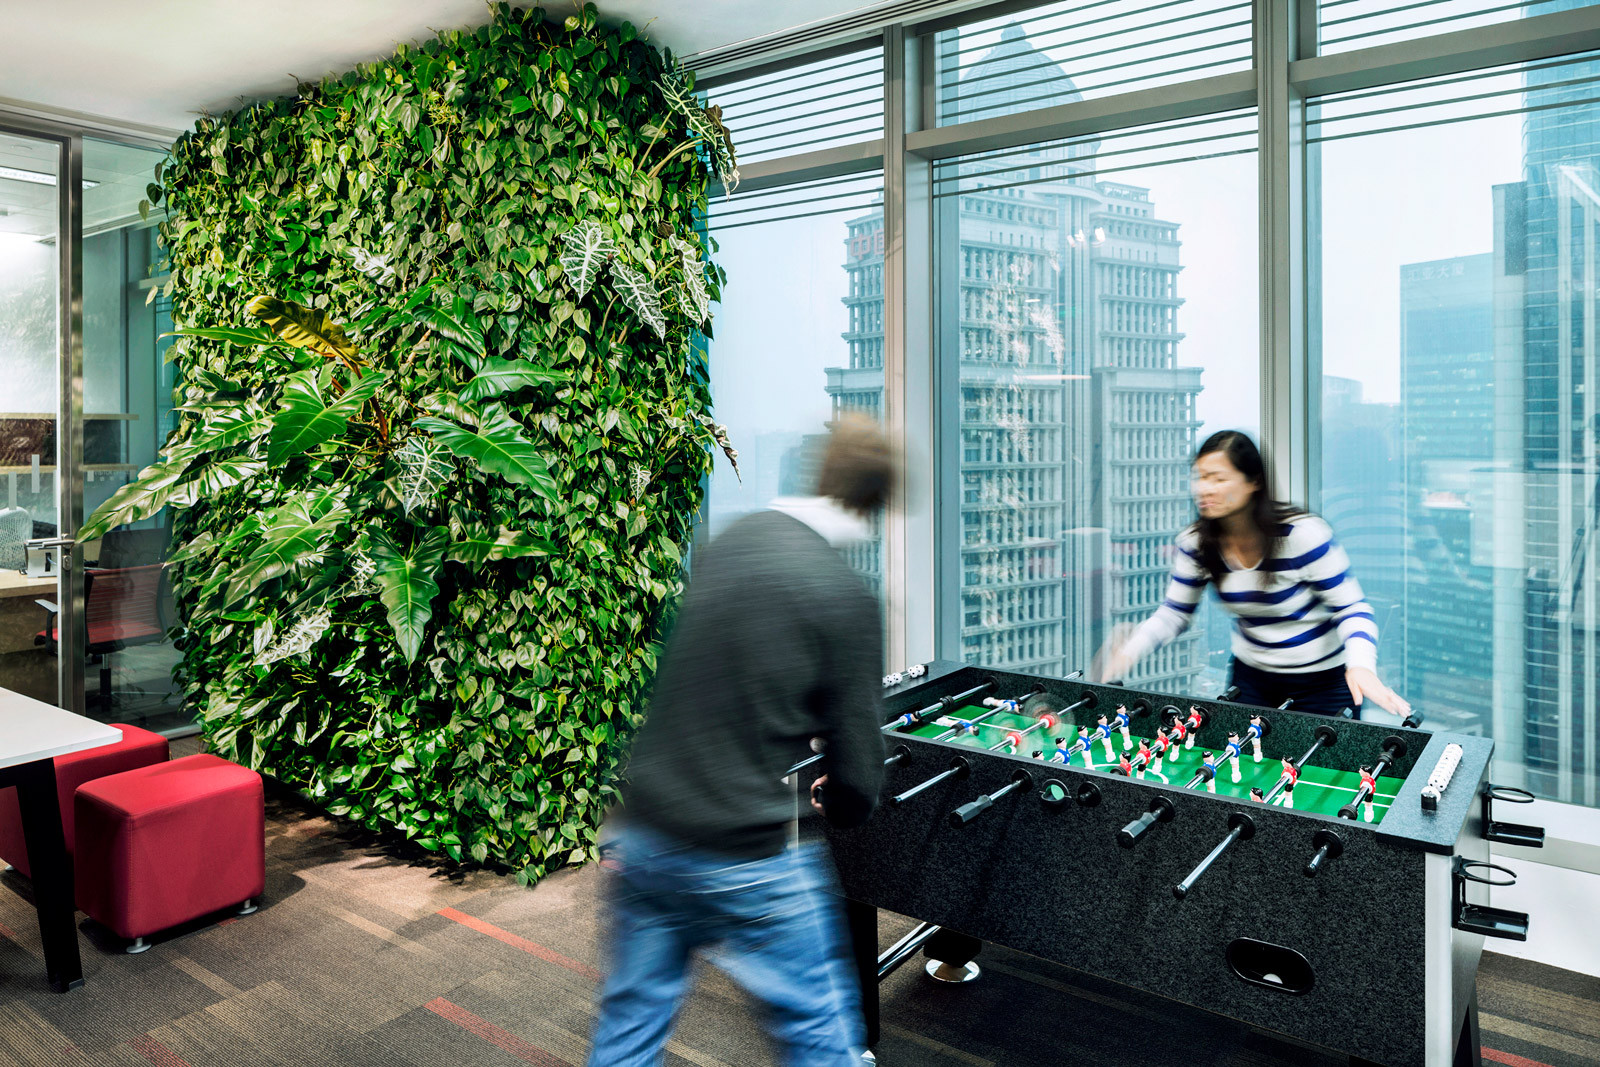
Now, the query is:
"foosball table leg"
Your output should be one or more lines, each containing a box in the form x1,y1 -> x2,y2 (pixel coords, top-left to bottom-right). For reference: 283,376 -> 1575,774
845,899 -> 880,1049
1455,981 -> 1482,1067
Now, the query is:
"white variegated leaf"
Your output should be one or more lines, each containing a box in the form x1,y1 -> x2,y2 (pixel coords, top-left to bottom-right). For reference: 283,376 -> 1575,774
610,260 -> 666,340
557,219 -> 616,300
668,235 -> 710,325
393,434 -> 453,514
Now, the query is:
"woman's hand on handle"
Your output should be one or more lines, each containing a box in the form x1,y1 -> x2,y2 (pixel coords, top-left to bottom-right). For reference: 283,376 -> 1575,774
1345,667 -> 1411,718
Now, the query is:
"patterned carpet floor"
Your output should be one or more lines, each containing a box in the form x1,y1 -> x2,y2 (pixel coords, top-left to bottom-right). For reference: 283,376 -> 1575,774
0,739 -> 1595,1067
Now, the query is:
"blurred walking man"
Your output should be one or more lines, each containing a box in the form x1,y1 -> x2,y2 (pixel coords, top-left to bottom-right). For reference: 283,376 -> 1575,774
587,416 -> 894,1067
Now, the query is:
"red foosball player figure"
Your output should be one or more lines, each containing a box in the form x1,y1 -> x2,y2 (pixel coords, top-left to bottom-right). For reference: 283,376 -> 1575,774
1151,731 -> 1172,775
1135,739 -> 1152,779
1169,717 -> 1189,758
1118,751 -> 1133,777
1278,757 -> 1300,808
1360,764 -> 1378,822
1186,707 -> 1203,749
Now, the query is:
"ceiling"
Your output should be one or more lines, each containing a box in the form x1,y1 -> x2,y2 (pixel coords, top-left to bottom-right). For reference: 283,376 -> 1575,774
0,0 -> 910,138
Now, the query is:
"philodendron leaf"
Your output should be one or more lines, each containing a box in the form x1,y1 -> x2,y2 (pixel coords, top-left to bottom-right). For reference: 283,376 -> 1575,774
179,401 -> 274,455
410,298 -> 485,353
393,434 -> 454,514
668,234 -> 710,325
459,357 -> 566,404
268,369 -> 386,465
609,260 -> 665,340
245,295 -> 361,362
414,404 -> 558,499
446,525 -> 556,564
367,525 -> 447,663
224,489 -> 350,607
78,459 -> 192,543
166,456 -> 270,509
557,219 -> 615,300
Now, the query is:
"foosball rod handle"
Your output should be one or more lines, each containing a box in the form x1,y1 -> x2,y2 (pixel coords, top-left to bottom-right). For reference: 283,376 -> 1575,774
1277,698 -> 1294,710
1222,685 -> 1241,701
949,770 -> 1033,827
1303,828 -> 1345,877
891,757 -> 970,806
1118,795 -> 1176,848
1173,812 -> 1256,900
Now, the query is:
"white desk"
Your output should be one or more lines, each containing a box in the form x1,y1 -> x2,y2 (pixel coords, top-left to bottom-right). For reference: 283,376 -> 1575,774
0,686 -> 120,991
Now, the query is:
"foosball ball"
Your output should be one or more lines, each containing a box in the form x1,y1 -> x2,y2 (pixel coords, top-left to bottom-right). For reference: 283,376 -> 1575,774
808,661 -> 1543,1067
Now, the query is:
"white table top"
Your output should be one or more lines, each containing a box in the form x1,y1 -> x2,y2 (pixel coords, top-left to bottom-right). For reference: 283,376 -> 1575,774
0,687 -> 121,770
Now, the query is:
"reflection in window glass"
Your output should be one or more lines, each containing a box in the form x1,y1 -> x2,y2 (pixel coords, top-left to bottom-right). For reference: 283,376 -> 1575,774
704,174 -> 886,597
1312,50 -> 1600,806
933,35 -> 1258,695
934,0 -> 1252,126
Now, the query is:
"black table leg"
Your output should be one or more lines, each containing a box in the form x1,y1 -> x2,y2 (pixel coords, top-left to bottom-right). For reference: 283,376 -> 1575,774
13,758 -> 83,992
845,898 -> 879,1049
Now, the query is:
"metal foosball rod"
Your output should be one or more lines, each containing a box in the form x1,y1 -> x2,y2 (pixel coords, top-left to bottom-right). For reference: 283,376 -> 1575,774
891,756 -> 970,806
1173,811 -> 1256,900
926,688 -> 1070,744
783,741 -> 913,782
1182,714 -> 1268,793
1046,700 -> 1149,767
1337,735 -> 1408,823
1260,723 -> 1341,808
880,682 -> 999,733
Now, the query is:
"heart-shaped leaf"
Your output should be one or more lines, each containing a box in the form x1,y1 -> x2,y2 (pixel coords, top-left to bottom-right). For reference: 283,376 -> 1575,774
447,525 -> 556,564
414,404 -> 557,499
557,219 -> 614,300
459,357 -> 566,403
268,369 -> 386,465
367,525 -> 447,663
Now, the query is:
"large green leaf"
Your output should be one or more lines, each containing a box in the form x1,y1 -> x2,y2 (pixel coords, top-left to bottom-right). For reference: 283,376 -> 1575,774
179,401 -> 274,455
367,525 -> 447,663
167,456 -> 270,509
414,404 -> 557,499
446,525 -> 556,564
223,490 -> 350,607
163,326 -> 292,348
268,369 -> 386,465
458,357 -> 566,404
409,298 -> 484,352
78,459 -> 192,543
246,295 -> 361,361
557,219 -> 614,299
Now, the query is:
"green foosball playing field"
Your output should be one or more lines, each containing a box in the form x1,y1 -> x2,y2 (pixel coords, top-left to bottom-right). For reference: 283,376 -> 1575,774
905,705 -> 1403,823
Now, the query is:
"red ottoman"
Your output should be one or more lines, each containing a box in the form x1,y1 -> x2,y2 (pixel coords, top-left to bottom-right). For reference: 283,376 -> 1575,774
74,754 -> 264,951
0,722 -> 168,879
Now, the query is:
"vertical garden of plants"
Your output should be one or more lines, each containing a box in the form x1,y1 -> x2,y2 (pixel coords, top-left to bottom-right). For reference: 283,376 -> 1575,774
87,2 -> 739,881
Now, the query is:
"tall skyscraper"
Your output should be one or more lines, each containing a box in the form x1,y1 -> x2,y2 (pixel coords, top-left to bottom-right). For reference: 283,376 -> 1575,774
1399,254 -> 1496,735
830,25 -> 1205,690
1502,43 -> 1600,804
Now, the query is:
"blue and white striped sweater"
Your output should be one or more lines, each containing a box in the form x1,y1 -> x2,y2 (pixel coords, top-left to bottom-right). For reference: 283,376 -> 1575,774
1123,515 -> 1379,674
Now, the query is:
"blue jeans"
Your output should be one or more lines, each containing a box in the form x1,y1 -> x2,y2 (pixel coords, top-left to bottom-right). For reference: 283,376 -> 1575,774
587,822 -> 865,1067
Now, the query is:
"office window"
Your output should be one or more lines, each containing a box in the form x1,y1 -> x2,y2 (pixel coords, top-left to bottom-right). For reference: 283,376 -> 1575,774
1312,49 -> 1600,806
704,173 -> 886,596
934,105 -> 1259,693
1318,0 -> 1597,55
933,0 -> 1252,126
704,46 -> 884,165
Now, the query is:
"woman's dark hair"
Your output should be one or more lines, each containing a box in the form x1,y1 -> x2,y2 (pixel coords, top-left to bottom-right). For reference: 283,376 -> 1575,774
817,414 -> 897,513
1191,430 -> 1300,587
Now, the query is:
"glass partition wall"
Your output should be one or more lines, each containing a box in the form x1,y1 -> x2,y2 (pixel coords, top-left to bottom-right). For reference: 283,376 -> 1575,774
691,0 -> 1600,814
0,117 -> 174,729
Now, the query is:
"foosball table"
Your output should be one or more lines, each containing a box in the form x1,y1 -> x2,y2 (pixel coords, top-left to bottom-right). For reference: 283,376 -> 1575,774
809,661 -> 1544,1067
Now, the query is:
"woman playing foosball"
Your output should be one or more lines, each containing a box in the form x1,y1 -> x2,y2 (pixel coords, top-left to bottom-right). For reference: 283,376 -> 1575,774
1098,430 -> 1410,720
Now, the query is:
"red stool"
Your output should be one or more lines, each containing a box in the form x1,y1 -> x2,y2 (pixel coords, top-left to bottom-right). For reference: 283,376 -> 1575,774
74,754 -> 264,952
0,722 -> 168,879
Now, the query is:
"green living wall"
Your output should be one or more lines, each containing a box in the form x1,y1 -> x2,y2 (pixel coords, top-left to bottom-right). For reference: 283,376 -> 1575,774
87,3 -> 738,881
